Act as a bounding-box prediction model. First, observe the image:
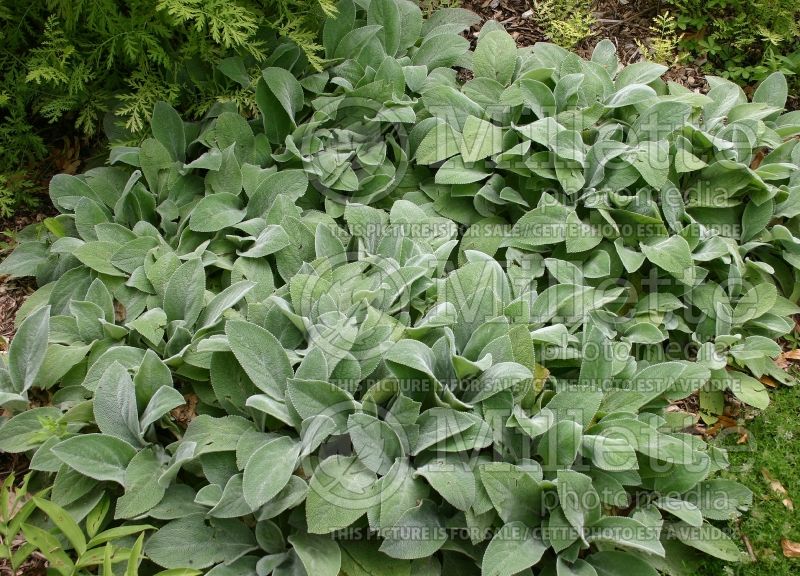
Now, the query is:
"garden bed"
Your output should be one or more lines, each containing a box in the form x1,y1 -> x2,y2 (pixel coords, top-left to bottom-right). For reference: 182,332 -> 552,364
0,209 -> 54,344
1,1 -> 799,575
461,0 -> 708,87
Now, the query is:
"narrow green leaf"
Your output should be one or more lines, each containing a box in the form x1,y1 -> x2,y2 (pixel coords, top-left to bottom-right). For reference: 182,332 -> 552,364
32,496 -> 87,555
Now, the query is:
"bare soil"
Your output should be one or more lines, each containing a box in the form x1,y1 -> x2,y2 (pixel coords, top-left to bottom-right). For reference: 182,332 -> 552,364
461,0 -> 710,92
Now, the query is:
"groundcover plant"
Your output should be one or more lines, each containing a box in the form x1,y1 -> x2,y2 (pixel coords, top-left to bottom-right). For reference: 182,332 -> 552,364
2,0 -> 800,574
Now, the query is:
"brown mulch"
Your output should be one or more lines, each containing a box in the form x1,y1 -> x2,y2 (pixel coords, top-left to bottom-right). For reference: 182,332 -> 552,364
0,537 -> 48,576
0,207 -> 55,345
462,0 -> 709,93
0,451 -> 30,483
0,204 -> 56,235
171,393 -> 200,427
0,278 -> 36,346
0,207 -> 59,576
463,0 -> 547,45
0,558 -> 48,576
0,134 -> 94,344
463,0 -> 659,57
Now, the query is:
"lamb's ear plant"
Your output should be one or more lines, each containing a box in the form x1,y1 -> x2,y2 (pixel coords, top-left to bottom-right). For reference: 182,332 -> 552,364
2,0 -> 800,573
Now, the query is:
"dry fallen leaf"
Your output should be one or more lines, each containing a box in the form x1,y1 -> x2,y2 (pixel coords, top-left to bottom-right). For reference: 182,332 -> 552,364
742,532 -> 756,562
779,349 -> 800,363
706,415 -> 738,437
762,469 -> 788,494
750,149 -> 765,170
760,375 -> 778,389
171,393 -> 199,427
781,539 -> 800,558
114,300 -> 127,323
762,469 -> 795,510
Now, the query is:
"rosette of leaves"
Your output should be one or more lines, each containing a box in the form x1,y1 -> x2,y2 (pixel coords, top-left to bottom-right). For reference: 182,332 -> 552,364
1,1 -> 799,574
264,0 -> 481,207
400,25 -> 800,415
259,0 -> 800,418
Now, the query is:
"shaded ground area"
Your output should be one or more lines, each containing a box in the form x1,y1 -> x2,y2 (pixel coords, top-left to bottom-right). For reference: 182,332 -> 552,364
0,135 -> 74,342
0,206 -> 53,345
464,0 -> 654,57
462,0 -> 710,93
699,384 -> 800,575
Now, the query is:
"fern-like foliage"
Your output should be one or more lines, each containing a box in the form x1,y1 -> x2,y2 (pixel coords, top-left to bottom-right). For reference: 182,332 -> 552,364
0,174 -> 39,218
419,0 -> 462,16
668,0 -> 800,83
156,0 -> 262,54
116,72 -> 181,134
0,0 -> 327,216
635,12 -> 683,66
265,0 -> 337,70
534,0 -> 595,48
